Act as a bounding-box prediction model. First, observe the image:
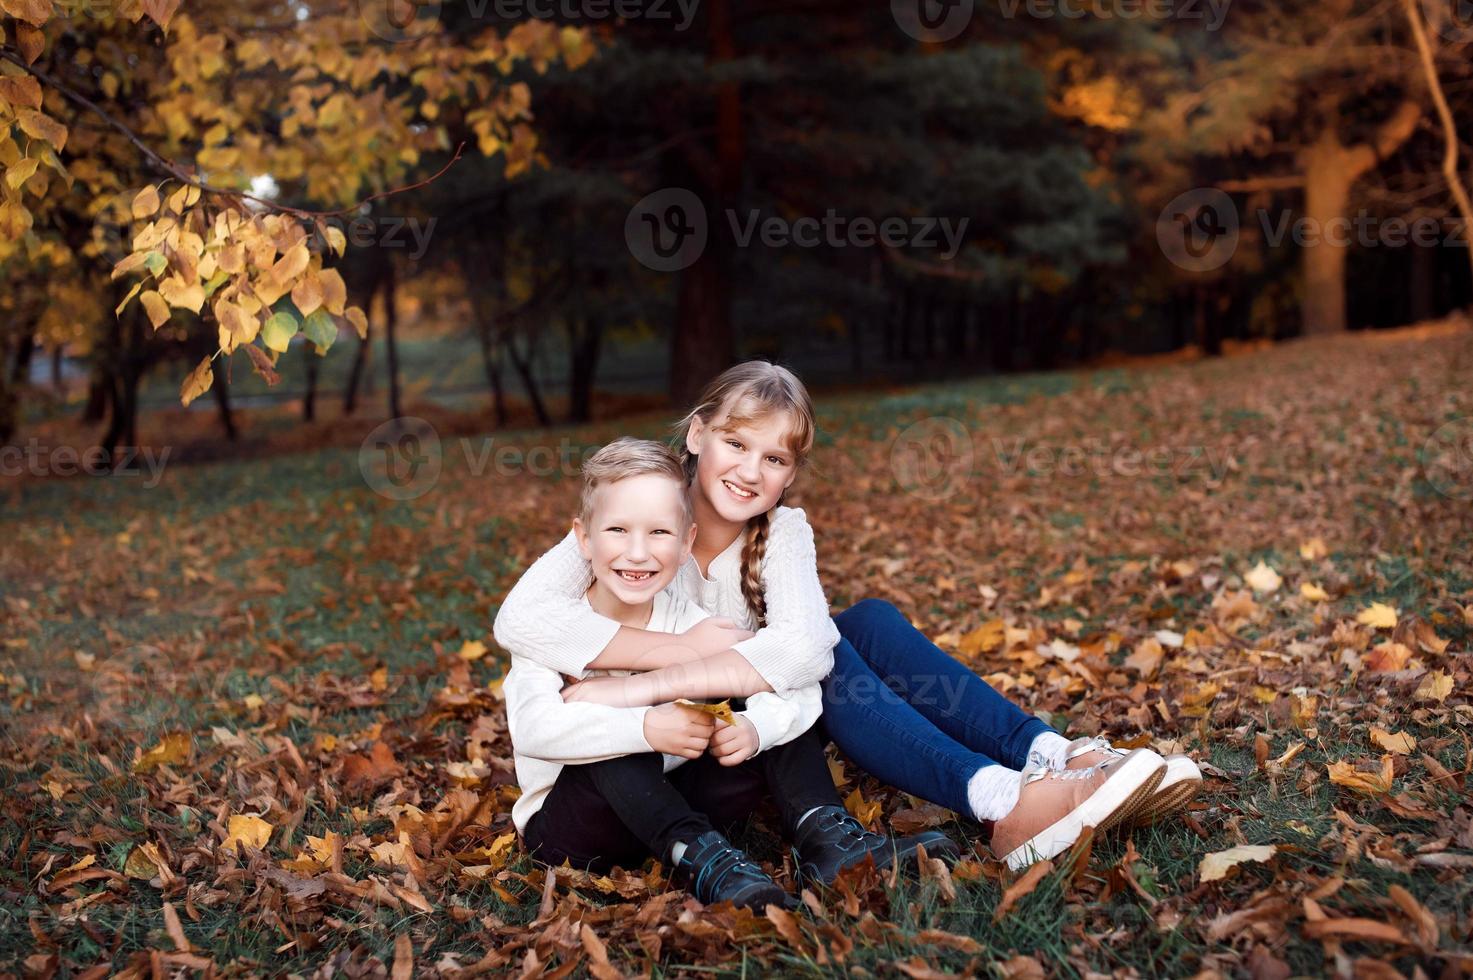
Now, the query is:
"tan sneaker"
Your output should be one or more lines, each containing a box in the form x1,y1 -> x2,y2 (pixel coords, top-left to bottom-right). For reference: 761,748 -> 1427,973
991,749 -> 1166,871
1064,736 -> 1203,828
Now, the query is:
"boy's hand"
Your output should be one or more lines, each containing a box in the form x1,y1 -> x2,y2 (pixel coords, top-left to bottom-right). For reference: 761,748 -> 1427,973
681,617 -> 756,658
643,703 -> 716,759
708,716 -> 760,766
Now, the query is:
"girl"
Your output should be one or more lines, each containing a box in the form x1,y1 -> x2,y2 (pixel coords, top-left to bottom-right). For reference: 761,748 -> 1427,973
494,362 -> 1198,870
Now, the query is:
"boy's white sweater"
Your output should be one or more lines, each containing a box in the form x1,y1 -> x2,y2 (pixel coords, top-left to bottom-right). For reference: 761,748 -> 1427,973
493,506 -> 839,693
504,589 -> 823,835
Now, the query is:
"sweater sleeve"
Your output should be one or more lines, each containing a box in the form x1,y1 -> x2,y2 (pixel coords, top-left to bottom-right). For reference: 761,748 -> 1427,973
730,508 -> 839,692
740,684 -> 824,754
491,531 -> 620,678
503,659 -> 654,764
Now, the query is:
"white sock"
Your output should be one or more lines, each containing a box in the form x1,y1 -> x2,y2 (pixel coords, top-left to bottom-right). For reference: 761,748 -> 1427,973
1025,731 -> 1072,770
796,805 -> 826,831
967,765 -> 1024,822
670,841 -> 688,865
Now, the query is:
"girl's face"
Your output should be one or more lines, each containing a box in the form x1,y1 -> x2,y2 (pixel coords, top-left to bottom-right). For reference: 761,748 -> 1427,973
686,405 -> 799,525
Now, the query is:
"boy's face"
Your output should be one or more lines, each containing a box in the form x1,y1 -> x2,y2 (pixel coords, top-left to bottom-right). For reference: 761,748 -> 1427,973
574,474 -> 695,607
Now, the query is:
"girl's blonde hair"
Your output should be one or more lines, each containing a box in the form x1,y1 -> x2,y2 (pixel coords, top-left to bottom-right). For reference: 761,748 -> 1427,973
673,361 -> 816,627
579,437 -> 693,531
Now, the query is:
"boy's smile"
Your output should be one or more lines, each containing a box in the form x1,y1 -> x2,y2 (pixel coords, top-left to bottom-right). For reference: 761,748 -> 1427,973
574,472 -> 695,623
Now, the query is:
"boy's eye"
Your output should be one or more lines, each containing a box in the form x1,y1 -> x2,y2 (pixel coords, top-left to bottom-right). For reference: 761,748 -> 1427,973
606,526 -> 625,533
652,528 -> 672,535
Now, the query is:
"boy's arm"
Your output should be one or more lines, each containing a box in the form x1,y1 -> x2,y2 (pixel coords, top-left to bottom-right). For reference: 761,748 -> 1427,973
503,660 -> 655,764
493,532 -> 751,674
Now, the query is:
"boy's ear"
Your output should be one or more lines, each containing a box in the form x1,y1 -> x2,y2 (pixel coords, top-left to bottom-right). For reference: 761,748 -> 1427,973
681,520 -> 697,559
572,517 -> 592,560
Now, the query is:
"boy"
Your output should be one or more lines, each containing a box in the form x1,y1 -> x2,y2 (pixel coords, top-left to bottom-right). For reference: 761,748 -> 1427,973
503,438 -> 957,911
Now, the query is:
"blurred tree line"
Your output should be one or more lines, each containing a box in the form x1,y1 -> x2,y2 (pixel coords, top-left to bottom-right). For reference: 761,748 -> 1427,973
3,0 -> 1471,449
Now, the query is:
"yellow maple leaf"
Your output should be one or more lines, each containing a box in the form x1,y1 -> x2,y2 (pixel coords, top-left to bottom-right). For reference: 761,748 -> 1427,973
457,640 -> 488,661
1300,582 -> 1330,602
135,732 -> 193,772
1355,602 -> 1398,629
1414,670 -> 1453,703
673,699 -> 736,726
221,814 -> 273,854
1369,728 -> 1416,755
1199,844 -> 1276,882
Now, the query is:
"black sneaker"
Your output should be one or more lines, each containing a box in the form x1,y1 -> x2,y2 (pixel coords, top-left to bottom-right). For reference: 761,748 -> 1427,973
793,805 -> 961,886
673,831 -> 796,912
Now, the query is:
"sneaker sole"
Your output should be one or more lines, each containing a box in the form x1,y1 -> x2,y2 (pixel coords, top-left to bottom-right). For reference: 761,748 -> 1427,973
1123,776 -> 1202,829
1002,751 -> 1166,871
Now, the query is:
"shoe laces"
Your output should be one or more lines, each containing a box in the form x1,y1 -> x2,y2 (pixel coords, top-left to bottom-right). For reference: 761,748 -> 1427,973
1020,764 -> 1097,787
1066,736 -> 1127,764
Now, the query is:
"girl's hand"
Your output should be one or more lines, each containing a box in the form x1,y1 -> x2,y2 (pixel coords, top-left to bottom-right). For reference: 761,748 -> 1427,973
708,716 -> 760,766
681,617 -> 756,657
560,675 -> 632,706
643,703 -> 716,759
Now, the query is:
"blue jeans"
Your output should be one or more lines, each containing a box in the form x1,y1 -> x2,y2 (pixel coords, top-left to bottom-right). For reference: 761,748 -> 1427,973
820,598 -> 1054,817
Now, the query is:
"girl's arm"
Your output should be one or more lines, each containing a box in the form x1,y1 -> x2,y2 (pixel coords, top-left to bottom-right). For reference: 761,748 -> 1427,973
723,507 -> 840,692
492,531 -> 751,675
562,649 -> 773,706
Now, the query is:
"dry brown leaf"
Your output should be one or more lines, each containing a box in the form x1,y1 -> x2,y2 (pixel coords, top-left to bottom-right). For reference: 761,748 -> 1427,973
1327,756 -> 1394,795
1200,845 -> 1277,882
994,858 -> 1054,921
1369,727 -> 1415,755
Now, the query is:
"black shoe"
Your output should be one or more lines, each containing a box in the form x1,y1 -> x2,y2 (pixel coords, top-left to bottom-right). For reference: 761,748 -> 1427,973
673,831 -> 796,912
793,805 -> 961,886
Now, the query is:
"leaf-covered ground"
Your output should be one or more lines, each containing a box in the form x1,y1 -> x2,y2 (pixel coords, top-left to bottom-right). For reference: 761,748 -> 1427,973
2,322 -> 1471,978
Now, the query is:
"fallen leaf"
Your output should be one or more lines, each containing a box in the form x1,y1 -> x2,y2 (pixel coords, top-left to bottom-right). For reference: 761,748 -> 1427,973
1200,845 -> 1277,882
1300,582 -> 1330,602
458,640 -> 488,661
221,814 -> 273,854
134,732 -> 192,772
994,858 -> 1053,921
1302,918 -> 1410,944
1364,642 -> 1413,674
1245,561 -> 1282,594
392,933 -> 413,980
1369,728 -> 1415,755
1327,756 -> 1394,795
1300,537 -> 1328,560
1356,602 -> 1398,629
1414,670 -> 1453,703
342,740 -> 404,790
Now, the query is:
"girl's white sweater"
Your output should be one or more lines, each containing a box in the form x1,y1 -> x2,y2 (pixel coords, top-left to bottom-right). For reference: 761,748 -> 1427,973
493,506 -> 838,693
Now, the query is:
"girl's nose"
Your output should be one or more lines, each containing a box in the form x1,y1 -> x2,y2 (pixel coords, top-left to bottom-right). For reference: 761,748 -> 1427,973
736,454 -> 761,483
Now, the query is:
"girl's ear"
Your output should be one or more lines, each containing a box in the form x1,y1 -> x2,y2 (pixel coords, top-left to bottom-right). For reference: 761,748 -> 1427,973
685,417 -> 705,457
572,517 -> 592,561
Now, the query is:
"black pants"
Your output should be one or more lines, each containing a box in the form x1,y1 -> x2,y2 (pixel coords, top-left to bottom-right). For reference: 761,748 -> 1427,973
523,725 -> 838,871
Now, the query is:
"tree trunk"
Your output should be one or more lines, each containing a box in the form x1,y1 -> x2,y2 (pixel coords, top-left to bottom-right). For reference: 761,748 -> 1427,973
1300,130 -> 1357,335
10,332 -> 35,385
508,341 -> 550,426
0,338 -> 14,445
83,364 -> 109,423
568,317 -> 604,424
214,367 -> 238,440
303,353 -> 318,422
383,261 -> 402,419
669,0 -> 742,406
50,346 -> 62,391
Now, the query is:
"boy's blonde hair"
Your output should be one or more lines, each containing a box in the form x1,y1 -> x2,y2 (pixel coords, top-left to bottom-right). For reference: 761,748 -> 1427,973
673,361 -> 816,627
579,437 -> 693,530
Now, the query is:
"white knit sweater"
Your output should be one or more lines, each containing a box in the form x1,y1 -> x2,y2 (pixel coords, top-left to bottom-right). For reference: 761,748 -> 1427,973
504,590 -> 823,834
493,506 -> 839,692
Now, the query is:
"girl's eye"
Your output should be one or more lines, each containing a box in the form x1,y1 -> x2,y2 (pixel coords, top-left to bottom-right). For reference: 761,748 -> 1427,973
766,456 -> 788,466
726,439 -> 743,450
